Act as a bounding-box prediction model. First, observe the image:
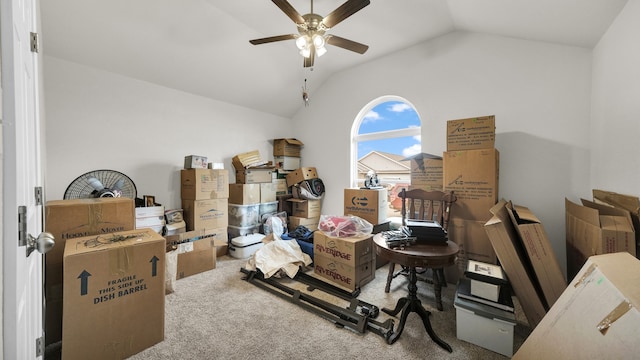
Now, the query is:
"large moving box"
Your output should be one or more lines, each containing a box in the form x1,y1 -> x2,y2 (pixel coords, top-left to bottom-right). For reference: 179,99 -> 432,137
62,228 -> 165,360
513,252 -> 640,359
443,148 -> 499,221
565,198 -> 636,281
180,169 -> 229,200
181,198 -> 228,231
44,197 -> 135,345
343,188 -> 388,226
313,231 -> 375,291
446,115 -> 496,151
403,152 -> 443,191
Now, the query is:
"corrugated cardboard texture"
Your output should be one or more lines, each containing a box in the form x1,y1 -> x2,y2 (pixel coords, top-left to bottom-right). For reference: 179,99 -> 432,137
44,197 -> 135,345
343,188 -> 388,226
513,253 -> 640,359
313,231 -> 373,267
273,138 -> 304,157
62,229 -> 165,360
484,200 -> 547,328
181,198 -> 229,231
443,149 -> 499,221
313,254 -> 375,291
446,115 -> 496,151
181,169 -> 229,200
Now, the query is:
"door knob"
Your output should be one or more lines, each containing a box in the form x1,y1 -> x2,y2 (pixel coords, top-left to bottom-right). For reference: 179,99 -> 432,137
27,232 -> 55,256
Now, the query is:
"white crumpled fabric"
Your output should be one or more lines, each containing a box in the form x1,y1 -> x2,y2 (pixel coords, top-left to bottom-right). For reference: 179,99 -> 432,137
245,238 -> 312,278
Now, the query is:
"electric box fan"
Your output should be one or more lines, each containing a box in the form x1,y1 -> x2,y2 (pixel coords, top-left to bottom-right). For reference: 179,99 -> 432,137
64,169 -> 137,200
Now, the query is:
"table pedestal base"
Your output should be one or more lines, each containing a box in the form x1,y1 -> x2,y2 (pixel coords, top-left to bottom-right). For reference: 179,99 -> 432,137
382,267 -> 453,353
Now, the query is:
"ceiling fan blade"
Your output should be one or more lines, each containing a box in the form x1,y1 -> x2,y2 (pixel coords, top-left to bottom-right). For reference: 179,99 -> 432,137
272,0 -> 305,24
322,0 -> 370,29
303,46 -> 315,68
249,34 -> 297,45
326,35 -> 369,54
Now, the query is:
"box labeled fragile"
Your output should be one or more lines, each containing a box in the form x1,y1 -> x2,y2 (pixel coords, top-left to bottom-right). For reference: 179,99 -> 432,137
181,169 -> 230,200
446,115 -> 495,151
343,188 -> 389,226
62,228 -> 165,360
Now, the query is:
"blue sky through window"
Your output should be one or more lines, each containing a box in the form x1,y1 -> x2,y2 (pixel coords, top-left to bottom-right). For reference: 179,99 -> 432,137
358,101 -> 421,160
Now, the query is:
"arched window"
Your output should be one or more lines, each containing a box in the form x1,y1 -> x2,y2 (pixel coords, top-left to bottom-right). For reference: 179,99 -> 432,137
351,96 -> 422,217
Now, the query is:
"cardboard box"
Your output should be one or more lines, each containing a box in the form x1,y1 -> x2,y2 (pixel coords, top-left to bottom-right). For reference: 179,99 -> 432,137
513,252 -> 640,359
313,231 -> 374,267
287,198 -> 321,218
289,216 -> 320,231
229,183 -> 261,204
62,229 -> 165,360
235,167 -> 275,184
443,149 -> 499,221
507,203 -> 566,308
313,255 -> 375,291
445,217 -> 497,284
184,155 -> 208,169
286,167 -> 318,187
592,189 -> 640,257
44,197 -> 135,345
181,169 -> 230,200
273,138 -> 304,157
260,182 -> 277,203
274,156 -> 301,171
403,153 -> 443,191
181,198 -> 228,231
484,200 -> 547,328
343,188 -> 389,226
565,198 -> 636,281
165,228 -> 223,279
446,115 -> 495,151
232,150 -> 267,170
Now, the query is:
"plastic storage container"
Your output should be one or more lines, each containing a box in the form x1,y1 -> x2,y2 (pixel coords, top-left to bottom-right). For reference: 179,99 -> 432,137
259,201 -> 278,217
228,203 -> 260,227
227,225 -> 260,239
228,233 -> 265,259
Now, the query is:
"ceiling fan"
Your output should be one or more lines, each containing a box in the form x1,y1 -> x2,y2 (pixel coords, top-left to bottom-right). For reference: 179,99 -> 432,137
249,0 -> 370,68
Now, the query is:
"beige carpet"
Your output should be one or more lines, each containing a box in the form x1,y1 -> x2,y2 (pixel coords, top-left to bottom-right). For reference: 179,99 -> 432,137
123,255 -> 531,360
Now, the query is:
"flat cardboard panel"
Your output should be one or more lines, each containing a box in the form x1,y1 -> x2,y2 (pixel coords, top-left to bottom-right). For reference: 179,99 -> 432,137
181,198 -> 229,231
484,200 -> 547,328
181,169 -> 230,200
513,253 -> 640,359
443,149 -> 499,221
343,188 -> 389,226
44,197 -> 135,345
507,203 -> 567,308
313,231 -> 373,267
446,115 -> 496,151
62,229 -> 165,360
228,183 -> 261,204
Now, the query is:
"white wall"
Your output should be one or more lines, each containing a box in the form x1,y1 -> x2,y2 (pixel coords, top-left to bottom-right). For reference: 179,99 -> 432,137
293,31 -> 594,276
43,57 -> 291,208
591,0 -> 640,195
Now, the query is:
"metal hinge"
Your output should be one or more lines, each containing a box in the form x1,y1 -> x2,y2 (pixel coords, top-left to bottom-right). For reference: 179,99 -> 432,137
36,336 -> 44,356
35,187 -> 43,206
30,32 -> 39,53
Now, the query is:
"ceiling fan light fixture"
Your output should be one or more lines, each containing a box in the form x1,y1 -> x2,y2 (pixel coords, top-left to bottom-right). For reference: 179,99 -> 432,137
299,47 -> 312,58
316,45 -> 327,57
312,33 -> 325,48
295,35 -> 309,50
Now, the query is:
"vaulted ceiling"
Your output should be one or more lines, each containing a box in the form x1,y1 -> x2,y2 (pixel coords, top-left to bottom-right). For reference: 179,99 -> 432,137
40,0 -> 629,118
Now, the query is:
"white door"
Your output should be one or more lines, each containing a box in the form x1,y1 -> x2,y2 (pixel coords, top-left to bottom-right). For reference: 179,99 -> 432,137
1,0 -> 47,358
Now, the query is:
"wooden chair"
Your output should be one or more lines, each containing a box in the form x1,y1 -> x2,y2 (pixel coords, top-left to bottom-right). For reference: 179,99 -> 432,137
384,188 -> 457,310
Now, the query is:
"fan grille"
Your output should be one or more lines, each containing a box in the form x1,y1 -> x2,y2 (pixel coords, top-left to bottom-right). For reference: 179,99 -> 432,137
64,170 -> 137,200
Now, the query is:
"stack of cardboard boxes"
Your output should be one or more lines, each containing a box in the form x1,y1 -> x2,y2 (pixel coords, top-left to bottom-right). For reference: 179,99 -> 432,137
230,150 -> 278,237
178,165 -> 229,278
135,204 -> 165,233
286,166 -> 323,231
44,197 -> 136,348
443,115 -> 500,282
